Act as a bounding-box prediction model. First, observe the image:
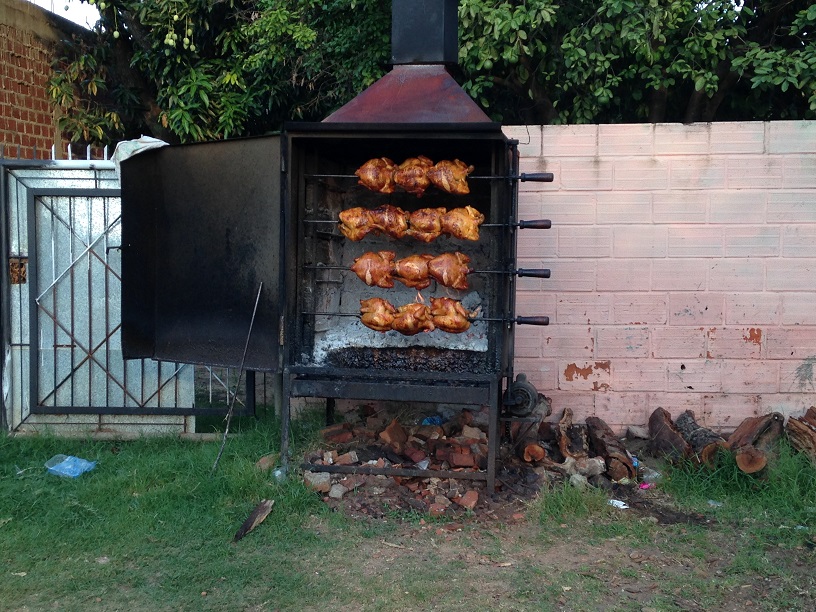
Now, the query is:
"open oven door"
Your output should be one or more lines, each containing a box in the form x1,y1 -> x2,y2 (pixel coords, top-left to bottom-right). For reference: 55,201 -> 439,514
120,136 -> 283,372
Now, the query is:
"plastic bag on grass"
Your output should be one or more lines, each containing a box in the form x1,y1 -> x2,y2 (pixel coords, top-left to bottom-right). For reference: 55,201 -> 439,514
45,454 -> 97,478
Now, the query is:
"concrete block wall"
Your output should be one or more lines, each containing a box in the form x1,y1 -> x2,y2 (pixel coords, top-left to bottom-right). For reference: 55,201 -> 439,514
505,121 -> 816,432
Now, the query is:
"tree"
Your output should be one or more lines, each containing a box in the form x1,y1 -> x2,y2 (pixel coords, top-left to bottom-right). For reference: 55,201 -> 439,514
49,0 -> 816,146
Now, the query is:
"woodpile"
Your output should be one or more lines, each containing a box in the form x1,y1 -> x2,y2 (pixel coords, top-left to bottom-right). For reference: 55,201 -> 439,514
645,406 -> 816,473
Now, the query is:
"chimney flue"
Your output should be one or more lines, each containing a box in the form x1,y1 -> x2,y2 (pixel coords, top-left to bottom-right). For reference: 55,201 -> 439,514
391,0 -> 459,65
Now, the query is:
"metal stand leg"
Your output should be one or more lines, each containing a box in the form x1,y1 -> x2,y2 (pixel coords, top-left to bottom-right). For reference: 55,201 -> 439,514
281,374 -> 292,473
326,397 -> 336,426
487,379 -> 499,494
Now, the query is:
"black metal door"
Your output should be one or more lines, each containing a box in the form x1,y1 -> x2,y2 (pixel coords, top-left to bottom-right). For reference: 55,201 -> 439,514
120,136 -> 283,372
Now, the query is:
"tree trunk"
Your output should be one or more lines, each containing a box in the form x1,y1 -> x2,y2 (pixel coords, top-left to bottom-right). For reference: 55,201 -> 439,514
648,407 -> 693,461
586,416 -> 636,481
648,85 -> 668,123
674,410 -> 727,466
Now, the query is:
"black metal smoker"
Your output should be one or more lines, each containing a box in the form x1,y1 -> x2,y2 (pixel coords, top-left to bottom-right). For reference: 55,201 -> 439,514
119,0 -> 552,492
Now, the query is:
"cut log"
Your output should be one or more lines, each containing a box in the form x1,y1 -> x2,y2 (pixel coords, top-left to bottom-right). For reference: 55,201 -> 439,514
674,410 -> 727,466
556,407 -> 589,460
586,416 -> 636,481
785,407 -> 816,464
734,445 -> 767,474
511,420 -> 547,463
727,412 -> 784,474
647,407 -> 692,462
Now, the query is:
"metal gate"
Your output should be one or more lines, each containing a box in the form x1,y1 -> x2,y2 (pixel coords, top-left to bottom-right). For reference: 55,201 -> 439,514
1,159 -> 257,433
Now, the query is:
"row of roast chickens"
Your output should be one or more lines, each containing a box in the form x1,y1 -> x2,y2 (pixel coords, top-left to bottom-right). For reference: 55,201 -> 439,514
339,204 -> 484,242
361,297 -> 476,335
355,156 -> 474,197
351,250 -> 471,290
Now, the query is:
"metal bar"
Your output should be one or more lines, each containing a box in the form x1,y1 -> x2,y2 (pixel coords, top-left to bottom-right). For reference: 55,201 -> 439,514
302,219 -> 550,228
303,264 -> 548,275
304,173 -> 553,182
300,311 -> 548,325
301,462 -> 487,480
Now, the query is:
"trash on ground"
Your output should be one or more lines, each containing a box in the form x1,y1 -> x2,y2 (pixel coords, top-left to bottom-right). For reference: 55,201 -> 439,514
640,467 -> 662,483
44,455 -> 97,478
707,499 -> 724,508
608,499 -> 629,509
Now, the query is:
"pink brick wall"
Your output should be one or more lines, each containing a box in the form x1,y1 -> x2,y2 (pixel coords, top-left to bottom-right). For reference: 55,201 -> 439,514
505,122 -> 816,432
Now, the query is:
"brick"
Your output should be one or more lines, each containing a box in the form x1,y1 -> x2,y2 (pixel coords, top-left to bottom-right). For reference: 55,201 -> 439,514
519,159 -> 558,191
541,124 -> 598,157
765,328 -> 816,359
513,327 -> 543,358
766,259 -> 816,290
596,191 -> 652,224
646,392 -> 704,422
559,158 -> 614,190
724,226 -> 780,257
666,360 -> 721,392
612,294 -> 668,324
759,393 -> 816,418
701,394 -> 761,430
544,192 -> 597,224
668,293 -> 725,326
503,125 -> 542,157
709,122 -> 765,155
668,227 -> 723,258
721,361 -> 779,394
556,293 -> 611,324
545,259 -> 597,292
780,359 -> 816,393
596,260 -> 651,292
768,121 -> 816,154
669,158 -> 728,190
767,191 -> 816,223
782,226 -> 816,257
599,124 -> 653,156
653,191 -> 707,224
652,258 -> 709,291
708,191 -> 766,224
512,358 -> 558,391
724,293 -> 781,325
727,156 -> 784,189
781,293 -> 816,325
515,292 -> 557,320
706,327 -> 763,359
557,226 -> 612,258
558,360 -> 611,391
594,393 -> 650,429
516,231 -> 556,259
543,325 -> 595,358
651,327 -> 706,358
708,258 -> 764,291
614,360 -> 667,391
543,391 -> 596,422
612,225 -> 668,258
614,158 -> 669,190
596,326 -> 650,358
654,123 -> 709,155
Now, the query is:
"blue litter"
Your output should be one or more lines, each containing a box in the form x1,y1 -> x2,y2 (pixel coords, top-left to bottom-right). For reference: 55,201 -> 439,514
421,416 -> 443,426
45,455 -> 97,478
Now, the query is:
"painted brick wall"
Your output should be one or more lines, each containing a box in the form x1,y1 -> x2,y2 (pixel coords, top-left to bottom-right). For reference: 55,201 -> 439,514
506,121 -> 816,432
0,0 -> 77,159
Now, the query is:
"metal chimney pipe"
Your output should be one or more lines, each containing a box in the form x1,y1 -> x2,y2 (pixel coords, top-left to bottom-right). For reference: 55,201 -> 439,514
391,0 -> 459,65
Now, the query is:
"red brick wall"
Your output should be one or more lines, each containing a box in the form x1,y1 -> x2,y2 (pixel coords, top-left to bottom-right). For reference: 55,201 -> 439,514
0,0 -> 82,159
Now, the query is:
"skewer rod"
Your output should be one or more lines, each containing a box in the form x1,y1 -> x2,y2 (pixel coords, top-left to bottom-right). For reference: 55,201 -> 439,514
302,219 -> 552,228
301,312 -> 549,325
304,172 -> 553,182
303,265 -> 550,277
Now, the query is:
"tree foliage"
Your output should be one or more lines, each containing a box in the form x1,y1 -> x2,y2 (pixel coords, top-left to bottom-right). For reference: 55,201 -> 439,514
49,0 -> 816,145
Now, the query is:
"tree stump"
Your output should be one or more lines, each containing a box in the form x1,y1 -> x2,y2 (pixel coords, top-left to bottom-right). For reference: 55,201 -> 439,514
727,412 -> 784,474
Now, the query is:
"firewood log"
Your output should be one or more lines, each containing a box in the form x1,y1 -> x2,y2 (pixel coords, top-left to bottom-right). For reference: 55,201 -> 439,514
727,412 -> 784,474
586,416 -> 636,481
647,407 -> 692,462
785,407 -> 816,465
556,407 -> 589,460
511,420 -> 547,463
674,410 -> 727,466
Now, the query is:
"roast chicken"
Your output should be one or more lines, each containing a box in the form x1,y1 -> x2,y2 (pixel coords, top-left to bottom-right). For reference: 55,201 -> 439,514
406,207 -> 446,243
426,159 -> 475,195
339,205 -> 410,241
394,253 -> 433,289
348,251 -> 472,290
441,206 -> 485,241
355,157 -> 397,194
360,297 -> 397,332
393,155 -> 434,197
391,302 -> 435,336
351,250 -> 396,288
430,297 -> 474,334
339,205 -> 483,243
427,251 -> 472,290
